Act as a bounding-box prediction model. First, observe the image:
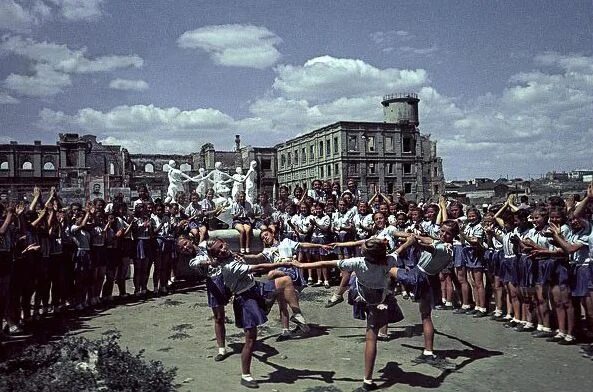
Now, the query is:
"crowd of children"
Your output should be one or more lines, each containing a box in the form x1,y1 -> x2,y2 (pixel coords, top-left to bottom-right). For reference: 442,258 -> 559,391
1,178 -> 593,390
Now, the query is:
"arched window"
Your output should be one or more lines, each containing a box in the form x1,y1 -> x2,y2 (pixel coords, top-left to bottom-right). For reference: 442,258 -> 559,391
180,163 -> 191,172
144,163 -> 154,173
22,161 -> 33,170
43,162 -> 55,170
0,161 -> 8,170
109,163 -> 115,175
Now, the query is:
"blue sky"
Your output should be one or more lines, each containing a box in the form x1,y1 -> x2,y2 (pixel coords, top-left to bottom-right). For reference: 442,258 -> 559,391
1,0 -> 592,179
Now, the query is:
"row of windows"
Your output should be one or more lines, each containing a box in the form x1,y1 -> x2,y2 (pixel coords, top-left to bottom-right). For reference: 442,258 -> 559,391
347,135 -> 415,154
280,136 -> 340,168
0,161 -> 56,170
347,162 -> 415,175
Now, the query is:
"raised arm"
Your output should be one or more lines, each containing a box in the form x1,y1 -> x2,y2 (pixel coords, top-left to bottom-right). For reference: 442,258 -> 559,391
573,182 -> 593,219
29,186 -> 41,211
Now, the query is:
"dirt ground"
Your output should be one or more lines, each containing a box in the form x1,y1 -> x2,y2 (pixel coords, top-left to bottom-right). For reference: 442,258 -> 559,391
51,279 -> 592,392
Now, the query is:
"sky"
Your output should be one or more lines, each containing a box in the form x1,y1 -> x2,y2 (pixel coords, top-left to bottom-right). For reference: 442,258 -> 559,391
0,0 -> 592,180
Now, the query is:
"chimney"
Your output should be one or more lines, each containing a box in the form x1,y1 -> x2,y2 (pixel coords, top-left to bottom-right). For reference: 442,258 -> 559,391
235,135 -> 241,151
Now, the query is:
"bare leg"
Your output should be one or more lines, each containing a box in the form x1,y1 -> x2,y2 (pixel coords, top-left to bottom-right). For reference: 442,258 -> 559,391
212,306 -> 226,348
364,327 -> 379,380
241,327 -> 257,375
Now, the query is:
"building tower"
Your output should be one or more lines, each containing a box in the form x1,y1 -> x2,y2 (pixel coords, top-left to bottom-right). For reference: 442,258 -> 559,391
381,92 -> 419,125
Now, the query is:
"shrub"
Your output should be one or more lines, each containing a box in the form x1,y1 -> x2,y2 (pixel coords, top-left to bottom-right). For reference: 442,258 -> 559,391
0,334 -> 177,392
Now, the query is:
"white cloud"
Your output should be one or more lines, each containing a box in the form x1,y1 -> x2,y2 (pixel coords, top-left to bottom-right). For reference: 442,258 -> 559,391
1,35 -> 143,97
47,0 -> 104,21
370,30 -> 413,45
108,78 -> 149,91
0,0 -> 43,32
38,104 -> 237,152
272,55 -> 427,102
178,24 -> 282,69
0,91 -> 19,104
5,63 -> 72,96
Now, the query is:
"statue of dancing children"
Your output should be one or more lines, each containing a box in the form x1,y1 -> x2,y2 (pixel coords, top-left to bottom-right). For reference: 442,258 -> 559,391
164,160 -> 194,204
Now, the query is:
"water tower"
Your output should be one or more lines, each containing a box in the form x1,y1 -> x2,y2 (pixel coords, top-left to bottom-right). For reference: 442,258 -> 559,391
381,93 -> 419,126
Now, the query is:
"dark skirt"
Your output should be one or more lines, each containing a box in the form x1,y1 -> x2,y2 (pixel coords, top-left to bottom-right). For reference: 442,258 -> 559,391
347,276 -> 404,329
501,255 -> 519,285
486,249 -> 504,277
276,265 -> 306,289
309,234 -> 332,256
135,238 -> 152,260
396,266 -> 440,306
105,247 -> 121,270
156,237 -> 176,258
74,250 -> 91,273
463,246 -> 483,269
554,260 -> 570,287
281,231 -> 299,242
118,238 -> 135,259
232,281 -> 274,329
570,264 -> 592,297
91,246 -> 108,268
453,244 -> 465,268
206,274 -> 231,308
518,254 -> 537,288
535,258 -> 555,285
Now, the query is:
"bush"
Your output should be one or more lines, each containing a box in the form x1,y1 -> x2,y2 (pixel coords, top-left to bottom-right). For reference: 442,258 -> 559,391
0,334 -> 177,391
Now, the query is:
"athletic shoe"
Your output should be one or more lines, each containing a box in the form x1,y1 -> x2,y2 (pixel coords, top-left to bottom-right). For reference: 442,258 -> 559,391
311,281 -> 323,287
490,313 -> 504,321
473,311 -> 488,318
276,330 -> 298,342
325,295 -> 344,308
323,281 -> 331,289
240,378 -> 258,388
546,334 -> 565,343
519,325 -> 536,333
353,382 -> 379,391
412,354 -> 457,370
503,320 -> 518,328
453,308 -> 468,314
464,308 -> 478,315
434,304 -> 446,310
532,331 -> 556,338
290,313 -> 310,333
214,351 -> 231,362
558,337 -> 577,345
377,333 -> 390,342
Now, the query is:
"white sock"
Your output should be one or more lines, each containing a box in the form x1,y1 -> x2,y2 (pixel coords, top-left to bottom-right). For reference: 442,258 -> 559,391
363,378 -> 374,385
423,350 -> 434,356
525,322 -> 534,328
555,331 -> 566,338
512,318 -> 521,323
442,297 -> 447,304
218,347 -> 226,355
241,374 -> 254,382
462,304 -> 471,309
282,328 -> 290,333
537,324 -> 544,331
445,301 -> 453,307
565,334 -> 575,341
542,326 -> 552,332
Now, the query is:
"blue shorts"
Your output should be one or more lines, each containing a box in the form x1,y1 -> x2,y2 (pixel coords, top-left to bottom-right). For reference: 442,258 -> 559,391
554,261 -> 570,287
206,274 -> 231,308
276,266 -> 305,289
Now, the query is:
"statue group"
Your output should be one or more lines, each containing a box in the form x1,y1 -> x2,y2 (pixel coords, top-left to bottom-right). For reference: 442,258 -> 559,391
164,160 -> 257,226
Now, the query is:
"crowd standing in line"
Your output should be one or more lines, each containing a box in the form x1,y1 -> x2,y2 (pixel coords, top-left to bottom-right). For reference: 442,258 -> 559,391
1,179 -> 593,391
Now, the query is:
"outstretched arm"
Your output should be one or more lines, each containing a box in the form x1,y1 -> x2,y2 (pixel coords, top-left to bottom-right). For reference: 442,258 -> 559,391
293,259 -> 339,269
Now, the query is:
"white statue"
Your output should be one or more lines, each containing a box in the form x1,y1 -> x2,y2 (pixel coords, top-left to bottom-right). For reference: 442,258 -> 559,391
231,167 -> 246,201
194,168 -> 208,198
244,160 -> 257,204
164,160 -> 193,204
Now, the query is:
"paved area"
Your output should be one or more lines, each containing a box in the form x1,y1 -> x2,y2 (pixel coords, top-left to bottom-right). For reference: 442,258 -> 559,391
36,281 -> 591,392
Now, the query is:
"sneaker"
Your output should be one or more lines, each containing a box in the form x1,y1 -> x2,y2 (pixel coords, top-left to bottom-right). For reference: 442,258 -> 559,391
312,281 -> 323,287
503,320 -> 518,329
377,333 -> 390,342
533,330 -> 556,338
353,382 -> 379,391
453,308 -> 469,314
245,248 -> 250,254
214,351 -> 231,362
434,304 -> 446,310
546,334 -> 566,343
276,330 -> 298,342
323,281 -> 331,289
290,313 -> 310,333
464,308 -> 478,315
325,295 -> 344,308
412,354 -> 457,370
558,337 -> 577,345
490,313 -> 504,321
473,311 -> 488,318
240,377 -> 258,389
